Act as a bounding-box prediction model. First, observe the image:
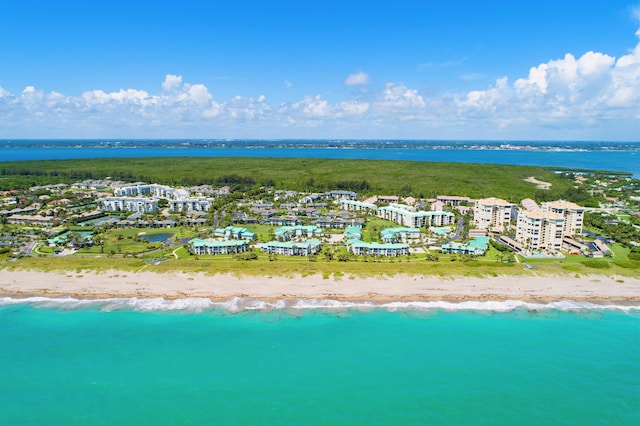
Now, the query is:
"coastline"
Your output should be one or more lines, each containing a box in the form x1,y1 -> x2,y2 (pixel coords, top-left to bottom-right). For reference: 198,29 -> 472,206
1,269 -> 638,305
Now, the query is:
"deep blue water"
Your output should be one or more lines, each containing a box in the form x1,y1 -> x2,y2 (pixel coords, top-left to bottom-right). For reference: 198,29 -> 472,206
0,140 -> 638,177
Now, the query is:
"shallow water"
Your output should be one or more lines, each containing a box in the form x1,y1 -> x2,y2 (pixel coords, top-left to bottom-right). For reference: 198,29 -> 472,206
1,299 -> 638,425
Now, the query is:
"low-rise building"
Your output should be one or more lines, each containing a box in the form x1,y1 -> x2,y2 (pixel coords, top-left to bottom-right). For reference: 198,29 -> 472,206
437,195 -> 472,206
380,227 -> 421,243
274,225 -> 324,241
346,240 -> 409,257
378,203 -> 455,228
214,226 -> 256,240
190,238 -> 250,255
101,197 -> 158,213
440,236 -> 489,256
340,199 -> 377,213
260,239 -> 321,256
6,214 -> 56,227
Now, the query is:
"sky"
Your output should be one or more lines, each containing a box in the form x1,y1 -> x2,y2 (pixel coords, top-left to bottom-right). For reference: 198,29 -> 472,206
0,0 -> 638,141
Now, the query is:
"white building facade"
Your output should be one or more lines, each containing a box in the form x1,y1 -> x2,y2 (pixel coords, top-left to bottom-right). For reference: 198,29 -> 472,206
473,198 -> 513,232
515,210 -> 565,252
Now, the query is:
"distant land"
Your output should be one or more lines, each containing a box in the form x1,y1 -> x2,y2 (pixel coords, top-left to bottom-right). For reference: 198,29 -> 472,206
1,139 -> 639,151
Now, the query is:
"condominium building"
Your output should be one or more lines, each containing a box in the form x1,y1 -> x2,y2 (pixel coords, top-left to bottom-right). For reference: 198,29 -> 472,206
441,236 -> 490,256
437,195 -> 472,206
101,197 -> 158,213
347,240 -> 409,257
169,198 -> 212,212
380,227 -> 421,243
515,210 -> 565,252
473,198 -> 513,232
260,239 -> 321,256
103,183 -> 214,213
377,204 -> 455,228
541,200 -> 584,236
340,199 -> 378,213
189,238 -> 249,255
213,226 -> 256,240
113,183 -> 175,198
274,225 -> 324,241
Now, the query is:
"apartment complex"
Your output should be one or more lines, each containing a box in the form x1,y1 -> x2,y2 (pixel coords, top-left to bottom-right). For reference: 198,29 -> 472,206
101,183 -> 215,213
189,238 -> 250,255
377,204 -> 455,228
515,211 -> 565,252
541,200 -> 585,236
260,240 -> 322,256
473,197 -> 513,232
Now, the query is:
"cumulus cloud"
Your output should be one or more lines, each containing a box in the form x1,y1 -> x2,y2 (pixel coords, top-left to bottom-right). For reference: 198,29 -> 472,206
0,28 -> 639,139
162,74 -> 182,91
344,72 -> 370,86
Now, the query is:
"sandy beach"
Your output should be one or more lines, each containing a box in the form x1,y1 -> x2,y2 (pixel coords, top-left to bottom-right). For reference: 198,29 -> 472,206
0,269 -> 638,303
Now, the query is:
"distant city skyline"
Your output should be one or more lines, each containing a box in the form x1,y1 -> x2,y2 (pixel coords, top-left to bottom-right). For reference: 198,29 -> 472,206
0,1 -> 638,141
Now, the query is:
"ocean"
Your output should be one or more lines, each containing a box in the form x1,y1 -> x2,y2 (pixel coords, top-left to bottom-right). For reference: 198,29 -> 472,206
0,299 -> 638,425
1,140 -> 639,424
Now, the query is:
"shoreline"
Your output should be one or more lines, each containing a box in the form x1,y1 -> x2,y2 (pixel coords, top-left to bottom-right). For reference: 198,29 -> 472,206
1,269 -> 638,305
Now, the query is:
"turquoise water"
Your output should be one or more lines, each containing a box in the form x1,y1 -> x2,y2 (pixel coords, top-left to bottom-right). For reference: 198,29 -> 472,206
1,300 -> 638,425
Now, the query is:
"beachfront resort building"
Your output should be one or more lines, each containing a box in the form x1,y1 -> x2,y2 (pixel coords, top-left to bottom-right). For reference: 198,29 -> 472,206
541,200 -> 585,236
473,198 -> 513,232
437,195 -> 472,206
380,227 -> 421,243
274,225 -> 324,241
343,225 -> 410,257
214,226 -> 256,240
189,238 -> 250,255
101,197 -> 159,213
102,183 -> 215,213
441,236 -> 490,256
515,210 -> 565,252
260,240 -> 321,256
340,199 -> 378,213
347,240 -> 410,257
377,204 -> 455,228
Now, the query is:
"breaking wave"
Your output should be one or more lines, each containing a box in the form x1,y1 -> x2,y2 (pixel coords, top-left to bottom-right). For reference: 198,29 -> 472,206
0,296 -> 638,314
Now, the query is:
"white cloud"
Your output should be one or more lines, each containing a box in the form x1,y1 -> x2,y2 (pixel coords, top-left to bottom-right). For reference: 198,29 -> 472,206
375,83 -> 425,110
292,95 -> 331,118
344,72 -> 370,86
285,80 -> 293,88
162,74 -> 182,91
337,100 -> 370,116
0,25 -> 639,140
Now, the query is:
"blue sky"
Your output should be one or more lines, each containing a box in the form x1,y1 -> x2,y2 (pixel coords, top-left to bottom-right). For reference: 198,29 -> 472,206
0,0 -> 638,140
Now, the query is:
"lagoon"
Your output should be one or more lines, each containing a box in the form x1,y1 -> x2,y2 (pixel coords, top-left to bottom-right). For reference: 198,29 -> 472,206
1,141 -> 638,177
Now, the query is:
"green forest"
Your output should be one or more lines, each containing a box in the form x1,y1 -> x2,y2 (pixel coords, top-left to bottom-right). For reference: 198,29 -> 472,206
0,157 -> 598,203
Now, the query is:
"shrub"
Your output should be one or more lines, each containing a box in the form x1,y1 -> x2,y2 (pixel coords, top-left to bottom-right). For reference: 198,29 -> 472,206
582,260 -> 610,269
